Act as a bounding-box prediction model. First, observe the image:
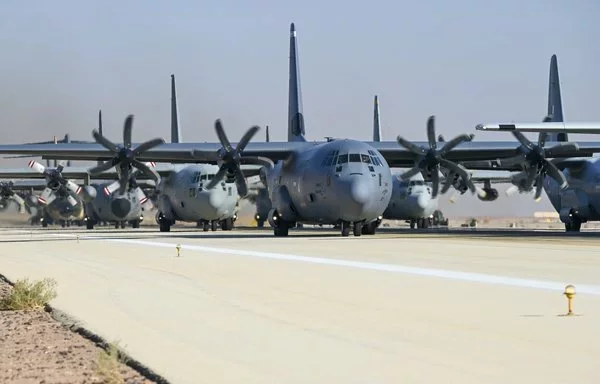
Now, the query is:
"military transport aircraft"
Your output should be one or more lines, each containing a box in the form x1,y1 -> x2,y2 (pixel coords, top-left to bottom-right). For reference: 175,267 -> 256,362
470,54 -> 600,232
0,25 -> 599,237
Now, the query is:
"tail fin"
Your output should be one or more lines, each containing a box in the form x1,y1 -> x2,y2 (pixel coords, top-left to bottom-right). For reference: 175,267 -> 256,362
373,95 -> 381,142
546,54 -> 566,141
266,125 -> 270,142
288,22 -> 306,142
171,74 -> 182,143
97,110 -> 103,166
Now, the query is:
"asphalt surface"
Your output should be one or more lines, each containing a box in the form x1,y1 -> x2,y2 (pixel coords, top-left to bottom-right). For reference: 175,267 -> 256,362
0,226 -> 599,383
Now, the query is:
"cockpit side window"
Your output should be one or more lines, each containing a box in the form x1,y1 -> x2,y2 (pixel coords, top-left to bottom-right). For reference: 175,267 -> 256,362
337,154 -> 348,164
192,172 -> 200,183
361,154 -> 371,164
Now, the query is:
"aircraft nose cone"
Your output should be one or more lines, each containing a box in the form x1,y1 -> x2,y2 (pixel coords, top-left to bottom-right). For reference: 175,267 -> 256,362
111,198 -> 131,219
417,193 -> 429,209
208,189 -> 225,209
349,178 -> 370,205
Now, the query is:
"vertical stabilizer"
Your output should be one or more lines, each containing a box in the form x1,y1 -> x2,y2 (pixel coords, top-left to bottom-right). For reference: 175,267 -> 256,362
97,110 -> 103,166
288,22 -> 306,142
546,54 -> 566,141
98,110 -> 103,136
266,125 -> 270,142
373,95 -> 381,142
171,74 -> 181,143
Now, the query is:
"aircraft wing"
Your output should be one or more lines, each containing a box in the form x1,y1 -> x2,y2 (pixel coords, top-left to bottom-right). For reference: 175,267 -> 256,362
0,140 -> 600,168
468,170 -> 515,184
0,179 -> 48,191
476,122 -> 600,134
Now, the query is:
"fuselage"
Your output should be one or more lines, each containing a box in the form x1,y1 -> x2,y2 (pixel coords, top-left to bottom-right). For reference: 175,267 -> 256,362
85,184 -> 144,222
544,158 -> 600,222
157,163 -> 238,222
266,139 -> 393,225
44,191 -> 85,222
383,173 -> 438,220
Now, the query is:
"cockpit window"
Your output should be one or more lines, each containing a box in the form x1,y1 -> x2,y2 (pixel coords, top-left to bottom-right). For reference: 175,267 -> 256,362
201,174 -> 207,180
361,154 -> 371,164
349,154 -> 361,162
208,174 -> 215,180
337,154 -> 348,164
322,150 -> 340,167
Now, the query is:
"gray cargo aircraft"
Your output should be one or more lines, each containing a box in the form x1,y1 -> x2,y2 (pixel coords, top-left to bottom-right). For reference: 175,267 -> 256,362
0,26 -> 599,237
471,55 -> 600,231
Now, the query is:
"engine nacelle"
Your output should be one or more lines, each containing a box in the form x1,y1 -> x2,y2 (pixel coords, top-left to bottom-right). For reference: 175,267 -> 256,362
478,188 -> 499,201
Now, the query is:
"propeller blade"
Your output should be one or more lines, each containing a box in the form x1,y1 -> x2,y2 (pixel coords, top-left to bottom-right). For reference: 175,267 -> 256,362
237,126 -> 260,152
206,166 -> 228,190
399,166 -> 422,180
65,180 -> 82,194
27,160 -> 46,174
506,185 -> 519,196
511,131 -> 534,150
545,143 -> 579,158
215,120 -> 233,152
439,159 -> 476,194
396,137 -> 426,155
92,129 -> 119,152
118,170 -> 129,195
38,188 -> 53,205
544,160 -> 568,189
88,160 -> 116,174
438,134 -> 473,156
11,193 -> 25,210
449,190 -> 458,203
476,186 -> 487,199
123,115 -> 133,149
430,165 -> 440,198
440,172 -> 454,194
131,159 -> 160,182
134,138 -> 165,155
426,116 -> 437,150
534,173 -> 544,201
234,168 -> 248,197
103,181 -> 120,196
538,132 -> 547,147
67,195 -> 78,207
134,187 -> 149,205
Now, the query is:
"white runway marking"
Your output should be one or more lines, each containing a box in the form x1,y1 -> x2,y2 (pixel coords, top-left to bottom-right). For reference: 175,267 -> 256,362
58,234 -> 600,296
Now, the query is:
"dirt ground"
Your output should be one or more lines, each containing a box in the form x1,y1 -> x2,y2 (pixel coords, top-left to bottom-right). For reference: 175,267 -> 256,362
0,277 -> 159,384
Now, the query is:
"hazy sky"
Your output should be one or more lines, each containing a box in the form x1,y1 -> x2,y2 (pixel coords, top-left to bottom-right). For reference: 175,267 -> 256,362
0,0 -> 599,217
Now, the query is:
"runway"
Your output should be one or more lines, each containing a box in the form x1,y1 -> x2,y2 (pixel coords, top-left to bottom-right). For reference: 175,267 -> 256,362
0,226 -> 599,383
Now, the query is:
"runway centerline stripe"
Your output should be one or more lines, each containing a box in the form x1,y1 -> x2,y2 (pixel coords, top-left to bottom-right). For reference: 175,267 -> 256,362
71,236 -> 600,296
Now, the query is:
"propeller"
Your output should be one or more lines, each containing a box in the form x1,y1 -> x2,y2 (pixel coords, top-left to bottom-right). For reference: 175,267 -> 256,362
88,115 -> 164,195
0,181 -> 26,212
397,116 -> 477,198
205,119 -> 260,198
27,160 -> 82,206
503,131 -> 575,200
102,162 -> 157,196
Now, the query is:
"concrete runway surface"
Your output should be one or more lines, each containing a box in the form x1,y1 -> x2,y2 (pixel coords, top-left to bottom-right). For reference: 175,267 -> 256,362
0,227 -> 599,384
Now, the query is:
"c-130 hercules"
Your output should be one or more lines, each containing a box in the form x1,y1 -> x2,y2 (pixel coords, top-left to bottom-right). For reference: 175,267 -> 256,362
2,25 -> 600,236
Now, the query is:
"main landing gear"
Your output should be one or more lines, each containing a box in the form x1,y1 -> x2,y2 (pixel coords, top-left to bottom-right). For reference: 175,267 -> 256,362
409,218 -> 432,229
196,218 -> 235,232
564,210 -> 582,232
339,220 -> 379,237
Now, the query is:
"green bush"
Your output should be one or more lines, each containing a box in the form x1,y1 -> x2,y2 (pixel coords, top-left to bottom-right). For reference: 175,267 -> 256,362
0,278 -> 57,311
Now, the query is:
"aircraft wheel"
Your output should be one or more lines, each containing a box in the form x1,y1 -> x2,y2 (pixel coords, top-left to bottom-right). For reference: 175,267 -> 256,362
86,220 -> 94,230
361,222 -> 376,235
42,220 -> 48,228
221,218 -> 234,231
257,220 -> 265,228
340,221 -> 350,237
203,221 -> 210,231
159,221 -> 171,232
410,220 -> 415,229
131,220 -> 140,229
274,223 -> 289,237
120,222 -> 126,229
211,221 -> 218,231
353,222 -> 362,237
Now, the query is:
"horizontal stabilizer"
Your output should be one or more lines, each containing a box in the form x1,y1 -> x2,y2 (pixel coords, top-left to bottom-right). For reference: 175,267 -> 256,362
476,122 -> 600,134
